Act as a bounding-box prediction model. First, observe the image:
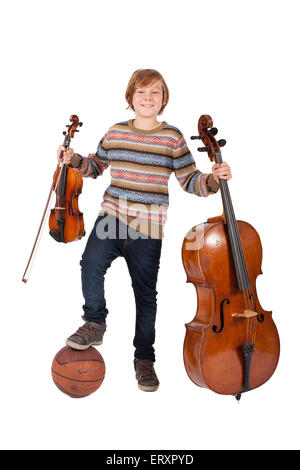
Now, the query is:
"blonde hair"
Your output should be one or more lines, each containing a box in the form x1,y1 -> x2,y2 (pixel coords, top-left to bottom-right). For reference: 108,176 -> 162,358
125,69 -> 169,115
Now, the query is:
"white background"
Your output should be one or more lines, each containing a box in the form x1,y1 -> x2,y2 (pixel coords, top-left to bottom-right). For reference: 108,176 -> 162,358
1,0 -> 299,450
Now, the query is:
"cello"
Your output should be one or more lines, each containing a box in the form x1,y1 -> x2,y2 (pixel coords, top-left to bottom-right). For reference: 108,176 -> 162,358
182,115 -> 280,400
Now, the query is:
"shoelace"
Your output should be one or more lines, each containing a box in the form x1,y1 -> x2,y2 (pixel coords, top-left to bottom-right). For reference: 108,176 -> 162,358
76,324 -> 103,340
138,362 -> 157,379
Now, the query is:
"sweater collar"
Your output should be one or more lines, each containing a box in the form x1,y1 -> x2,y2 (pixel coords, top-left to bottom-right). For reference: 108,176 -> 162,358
128,119 -> 167,134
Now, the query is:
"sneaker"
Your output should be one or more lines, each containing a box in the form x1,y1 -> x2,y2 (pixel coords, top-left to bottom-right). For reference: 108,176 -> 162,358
66,321 -> 106,350
134,359 -> 159,392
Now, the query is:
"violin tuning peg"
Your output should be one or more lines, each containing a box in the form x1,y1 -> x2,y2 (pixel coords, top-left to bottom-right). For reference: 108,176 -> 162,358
75,129 -> 79,132
197,146 -> 209,152
66,125 -> 70,128
209,127 -> 218,136
63,131 -> 67,135
218,139 -> 226,147
79,122 -> 83,127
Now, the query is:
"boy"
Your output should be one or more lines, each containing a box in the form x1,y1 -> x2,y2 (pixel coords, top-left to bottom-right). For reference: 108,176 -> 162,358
57,69 -> 232,392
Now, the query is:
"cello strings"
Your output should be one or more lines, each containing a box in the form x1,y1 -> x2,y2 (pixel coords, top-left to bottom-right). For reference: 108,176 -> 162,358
223,185 -> 255,342
219,177 -> 251,344
222,180 -> 256,343
219,172 -> 254,343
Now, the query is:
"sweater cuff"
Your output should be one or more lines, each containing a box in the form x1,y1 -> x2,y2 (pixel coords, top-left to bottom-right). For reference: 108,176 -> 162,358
206,173 -> 220,193
70,153 -> 83,169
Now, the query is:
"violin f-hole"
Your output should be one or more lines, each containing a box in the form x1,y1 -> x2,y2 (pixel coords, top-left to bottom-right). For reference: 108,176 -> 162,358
212,298 -> 230,334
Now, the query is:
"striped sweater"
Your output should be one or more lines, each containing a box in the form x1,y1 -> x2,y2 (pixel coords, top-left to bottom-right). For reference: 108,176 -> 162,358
70,119 -> 219,239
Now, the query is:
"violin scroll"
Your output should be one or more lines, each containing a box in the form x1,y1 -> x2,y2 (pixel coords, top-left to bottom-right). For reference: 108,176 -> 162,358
65,115 -> 83,138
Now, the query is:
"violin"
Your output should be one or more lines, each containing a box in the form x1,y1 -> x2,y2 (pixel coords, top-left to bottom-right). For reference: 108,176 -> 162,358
22,115 -> 85,283
49,115 -> 85,243
182,115 -> 280,400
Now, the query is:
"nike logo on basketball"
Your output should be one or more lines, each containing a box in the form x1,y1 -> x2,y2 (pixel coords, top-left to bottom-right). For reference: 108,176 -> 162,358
77,366 -> 101,375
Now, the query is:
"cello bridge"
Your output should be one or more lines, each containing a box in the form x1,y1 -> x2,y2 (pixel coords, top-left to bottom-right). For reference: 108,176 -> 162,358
232,309 -> 258,318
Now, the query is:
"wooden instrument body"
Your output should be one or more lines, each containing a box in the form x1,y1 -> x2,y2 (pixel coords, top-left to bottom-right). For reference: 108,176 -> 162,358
22,115 -> 84,283
182,220 -> 280,395
49,165 -> 85,243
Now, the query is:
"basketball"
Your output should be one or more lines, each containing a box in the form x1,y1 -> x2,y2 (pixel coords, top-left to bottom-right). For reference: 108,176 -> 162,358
51,346 -> 105,398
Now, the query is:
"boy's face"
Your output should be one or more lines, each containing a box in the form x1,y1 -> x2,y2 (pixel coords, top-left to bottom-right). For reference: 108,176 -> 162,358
132,80 -> 165,119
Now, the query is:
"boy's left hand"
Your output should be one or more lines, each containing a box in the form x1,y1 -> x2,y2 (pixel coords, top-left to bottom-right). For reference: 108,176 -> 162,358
212,162 -> 232,184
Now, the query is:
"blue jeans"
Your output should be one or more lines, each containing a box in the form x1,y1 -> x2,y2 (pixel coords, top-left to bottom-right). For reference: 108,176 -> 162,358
80,214 -> 162,362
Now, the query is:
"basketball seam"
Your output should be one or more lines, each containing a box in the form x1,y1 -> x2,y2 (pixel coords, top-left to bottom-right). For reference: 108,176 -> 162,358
55,358 -> 104,366
51,367 -> 105,383
52,379 -> 84,398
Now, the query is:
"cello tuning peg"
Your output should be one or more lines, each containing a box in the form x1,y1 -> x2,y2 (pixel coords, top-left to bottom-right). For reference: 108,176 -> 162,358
197,146 -> 209,152
63,131 -> 67,135
79,122 -> 83,127
75,129 -> 80,132
209,127 -> 218,136
191,135 -> 203,140
218,139 -> 226,147
66,125 -> 70,128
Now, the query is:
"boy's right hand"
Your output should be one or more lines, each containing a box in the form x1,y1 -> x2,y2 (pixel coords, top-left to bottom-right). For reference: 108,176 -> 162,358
57,146 -> 74,164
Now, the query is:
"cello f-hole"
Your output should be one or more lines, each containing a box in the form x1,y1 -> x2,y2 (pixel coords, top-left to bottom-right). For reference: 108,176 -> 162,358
249,292 -> 264,323
212,298 -> 230,334
257,313 -> 264,323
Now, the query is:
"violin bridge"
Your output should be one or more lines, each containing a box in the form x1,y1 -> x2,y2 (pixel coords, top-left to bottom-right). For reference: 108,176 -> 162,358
232,310 -> 258,318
